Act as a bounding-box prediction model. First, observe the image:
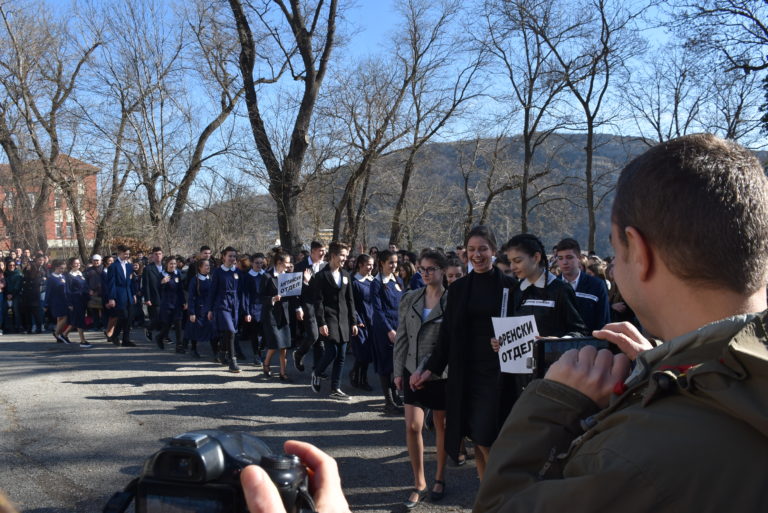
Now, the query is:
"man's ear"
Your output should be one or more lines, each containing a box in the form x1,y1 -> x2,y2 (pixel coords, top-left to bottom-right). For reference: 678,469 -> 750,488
624,226 -> 654,281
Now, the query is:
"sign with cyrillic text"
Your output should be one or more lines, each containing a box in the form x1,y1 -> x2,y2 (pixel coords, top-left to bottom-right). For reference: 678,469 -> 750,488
492,315 -> 539,374
278,272 -> 303,297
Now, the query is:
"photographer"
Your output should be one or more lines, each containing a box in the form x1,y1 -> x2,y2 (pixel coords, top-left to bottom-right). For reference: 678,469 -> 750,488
473,134 -> 768,511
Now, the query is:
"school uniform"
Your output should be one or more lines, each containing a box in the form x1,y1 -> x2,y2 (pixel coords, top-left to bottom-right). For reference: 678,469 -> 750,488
142,263 -> 164,333
559,271 -> 611,332
311,266 -> 358,391
350,273 -> 375,364
514,271 -> 587,337
66,271 -> 89,330
370,274 -> 405,376
241,269 -> 266,362
105,258 -> 135,345
206,264 -> 242,370
260,268 -> 292,350
45,273 -> 69,318
186,274 -> 212,343
156,270 -> 185,349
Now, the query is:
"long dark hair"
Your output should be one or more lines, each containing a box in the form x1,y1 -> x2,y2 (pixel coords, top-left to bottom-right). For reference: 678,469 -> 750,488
504,234 -> 548,270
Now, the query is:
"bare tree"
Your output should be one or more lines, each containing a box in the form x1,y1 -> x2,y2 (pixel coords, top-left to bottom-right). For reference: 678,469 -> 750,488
0,1 -> 100,258
674,0 -> 768,74
229,0 -> 338,254
387,0 -> 482,246
529,0 -> 647,251
477,0 -> 568,233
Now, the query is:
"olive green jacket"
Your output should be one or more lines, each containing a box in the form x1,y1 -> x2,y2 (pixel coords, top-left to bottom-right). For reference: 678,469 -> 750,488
474,311 -> 768,512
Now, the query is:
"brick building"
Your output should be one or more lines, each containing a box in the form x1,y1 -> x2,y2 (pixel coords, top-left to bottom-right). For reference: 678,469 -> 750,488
0,154 -> 98,255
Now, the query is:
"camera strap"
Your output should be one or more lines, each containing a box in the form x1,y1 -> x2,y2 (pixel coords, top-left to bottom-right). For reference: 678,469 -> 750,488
102,478 -> 138,513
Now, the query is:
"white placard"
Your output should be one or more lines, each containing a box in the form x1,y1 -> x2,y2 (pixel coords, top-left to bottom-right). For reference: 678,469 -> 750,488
278,272 -> 303,297
492,315 -> 539,374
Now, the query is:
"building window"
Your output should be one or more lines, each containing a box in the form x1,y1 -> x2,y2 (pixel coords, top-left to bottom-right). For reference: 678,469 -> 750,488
65,224 -> 73,238
54,189 -> 63,210
55,222 -> 63,239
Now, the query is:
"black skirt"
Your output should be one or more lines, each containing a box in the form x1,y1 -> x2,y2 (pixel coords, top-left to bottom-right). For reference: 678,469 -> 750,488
403,368 -> 447,410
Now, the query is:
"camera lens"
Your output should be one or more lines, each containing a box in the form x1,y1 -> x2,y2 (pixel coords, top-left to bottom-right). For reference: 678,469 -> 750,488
170,455 -> 198,478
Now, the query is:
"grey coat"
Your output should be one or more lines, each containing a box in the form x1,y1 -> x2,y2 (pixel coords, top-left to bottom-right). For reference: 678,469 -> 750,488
393,287 -> 447,379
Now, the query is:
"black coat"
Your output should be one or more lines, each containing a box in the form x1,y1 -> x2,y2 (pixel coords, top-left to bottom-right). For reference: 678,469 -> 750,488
425,267 -> 517,463
142,263 -> 163,305
310,266 -> 358,344
512,273 -> 587,337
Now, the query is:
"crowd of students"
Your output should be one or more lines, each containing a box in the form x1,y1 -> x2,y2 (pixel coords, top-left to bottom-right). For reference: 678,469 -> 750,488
8,230 -> 640,509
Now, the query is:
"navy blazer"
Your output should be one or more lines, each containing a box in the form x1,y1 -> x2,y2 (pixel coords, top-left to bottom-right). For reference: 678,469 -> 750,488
560,272 -> 610,332
106,259 -> 135,310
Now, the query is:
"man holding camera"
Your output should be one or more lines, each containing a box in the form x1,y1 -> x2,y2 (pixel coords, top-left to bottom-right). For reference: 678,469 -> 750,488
238,133 -> 768,512
472,133 -> 768,511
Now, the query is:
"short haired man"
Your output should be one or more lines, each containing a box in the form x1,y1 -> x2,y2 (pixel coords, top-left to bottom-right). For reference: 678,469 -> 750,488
554,237 -> 610,332
292,241 -> 327,372
473,134 -> 768,511
199,245 -> 212,262
105,244 -> 136,347
309,242 -> 358,400
142,247 -> 164,346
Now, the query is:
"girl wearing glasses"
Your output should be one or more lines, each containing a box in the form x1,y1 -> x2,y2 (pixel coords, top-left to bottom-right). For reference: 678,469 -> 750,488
394,251 -> 449,508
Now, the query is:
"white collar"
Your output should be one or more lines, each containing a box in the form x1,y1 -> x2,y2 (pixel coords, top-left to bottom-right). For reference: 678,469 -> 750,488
221,265 -> 235,272
379,273 -> 397,284
354,273 -> 373,282
197,274 -> 209,280
248,269 -> 262,277
520,270 -> 555,291
69,271 -> 83,278
564,270 -> 581,288
52,273 -> 63,278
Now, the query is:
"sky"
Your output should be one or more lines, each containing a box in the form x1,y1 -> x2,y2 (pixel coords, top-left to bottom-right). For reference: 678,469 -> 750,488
343,0 -> 401,56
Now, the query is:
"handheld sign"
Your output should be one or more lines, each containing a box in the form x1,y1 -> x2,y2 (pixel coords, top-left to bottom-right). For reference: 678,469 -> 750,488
492,315 -> 539,374
278,272 -> 303,297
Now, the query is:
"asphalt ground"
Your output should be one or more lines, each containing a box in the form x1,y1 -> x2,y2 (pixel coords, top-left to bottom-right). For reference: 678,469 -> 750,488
0,330 -> 480,513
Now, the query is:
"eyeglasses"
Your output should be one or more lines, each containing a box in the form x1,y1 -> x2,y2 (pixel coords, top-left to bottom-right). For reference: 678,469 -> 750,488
418,266 -> 440,274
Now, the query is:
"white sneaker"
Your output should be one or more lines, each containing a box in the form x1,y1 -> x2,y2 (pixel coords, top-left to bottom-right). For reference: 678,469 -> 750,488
329,389 -> 350,401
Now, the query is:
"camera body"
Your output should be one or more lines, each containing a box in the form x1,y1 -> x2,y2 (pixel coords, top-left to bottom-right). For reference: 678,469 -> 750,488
529,337 -> 615,378
132,430 -> 313,513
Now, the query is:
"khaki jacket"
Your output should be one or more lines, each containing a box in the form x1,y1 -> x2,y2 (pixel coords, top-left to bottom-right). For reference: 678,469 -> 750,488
393,287 -> 447,379
474,311 -> 768,512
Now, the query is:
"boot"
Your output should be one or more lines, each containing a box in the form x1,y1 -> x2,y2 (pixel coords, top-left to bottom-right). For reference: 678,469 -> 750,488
190,340 -> 201,359
210,339 -> 220,363
228,334 -> 241,373
359,368 -> 373,392
348,365 -> 359,389
175,338 -> 187,354
380,375 -> 403,414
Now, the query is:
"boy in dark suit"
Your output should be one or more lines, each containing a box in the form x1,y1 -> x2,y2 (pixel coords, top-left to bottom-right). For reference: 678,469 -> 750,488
309,241 -> 358,400
555,238 -> 610,332
105,244 -> 136,347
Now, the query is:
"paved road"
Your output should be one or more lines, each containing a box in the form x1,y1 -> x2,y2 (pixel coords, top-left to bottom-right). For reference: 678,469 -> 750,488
0,330 -> 479,512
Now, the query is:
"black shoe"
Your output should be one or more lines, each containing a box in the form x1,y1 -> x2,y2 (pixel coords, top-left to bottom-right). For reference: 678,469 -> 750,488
383,401 -> 404,415
122,340 -> 137,347
310,371 -> 321,393
61,333 -> 73,344
392,391 -> 404,407
190,349 -> 201,358
175,345 -> 186,354
229,359 -> 241,373
156,338 -> 165,350
110,336 -> 120,346
404,488 -> 428,509
329,388 -> 351,401
293,350 -> 305,372
316,371 -> 329,380
144,329 -> 152,343
430,480 -> 445,502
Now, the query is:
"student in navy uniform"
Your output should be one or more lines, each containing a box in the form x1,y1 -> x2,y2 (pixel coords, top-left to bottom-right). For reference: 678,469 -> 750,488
554,238 -> 610,332
260,251 -> 294,380
309,241 -> 358,400
292,241 -> 327,373
504,234 -> 587,338
241,253 -> 267,366
349,254 -> 375,391
45,259 -> 71,344
64,257 -> 91,348
186,258 -> 212,359
105,246 -> 136,347
370,249 -> 406,414
206,246 -> 242,373
142,247 -> 164,343
154,256 -> 186,351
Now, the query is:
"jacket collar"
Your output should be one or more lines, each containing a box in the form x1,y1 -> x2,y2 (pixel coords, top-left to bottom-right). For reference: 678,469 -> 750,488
520,270 -> 555,291
354,272 -> 374,282
410,287 -> 445,322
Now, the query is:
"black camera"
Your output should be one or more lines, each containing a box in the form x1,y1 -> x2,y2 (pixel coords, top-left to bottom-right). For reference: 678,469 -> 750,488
104,430 -> 316,513
529,337 -> 616,378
